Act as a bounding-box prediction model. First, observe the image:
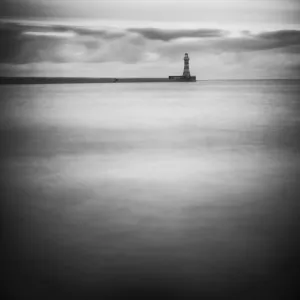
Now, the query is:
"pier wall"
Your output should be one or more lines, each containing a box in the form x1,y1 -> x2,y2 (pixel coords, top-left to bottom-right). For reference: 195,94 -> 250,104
0,77 -> 197,84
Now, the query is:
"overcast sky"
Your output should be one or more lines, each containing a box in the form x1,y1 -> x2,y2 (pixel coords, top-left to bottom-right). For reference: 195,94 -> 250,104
1,0 -> 300,79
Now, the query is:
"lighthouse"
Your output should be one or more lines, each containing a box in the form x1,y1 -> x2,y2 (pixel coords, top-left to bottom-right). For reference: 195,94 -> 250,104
168,53 -> 196,81
183,53 -> 191,78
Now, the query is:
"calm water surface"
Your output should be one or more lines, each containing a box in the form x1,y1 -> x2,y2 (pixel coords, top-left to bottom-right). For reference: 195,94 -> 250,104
1,81 -> 300,299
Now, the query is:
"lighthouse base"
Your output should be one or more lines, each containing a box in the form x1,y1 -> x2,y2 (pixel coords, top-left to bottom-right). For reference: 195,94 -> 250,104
169,76 -> 196,81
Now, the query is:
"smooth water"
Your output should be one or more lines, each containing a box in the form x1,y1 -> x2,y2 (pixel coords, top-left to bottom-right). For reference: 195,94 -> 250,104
1,81 -> 300,299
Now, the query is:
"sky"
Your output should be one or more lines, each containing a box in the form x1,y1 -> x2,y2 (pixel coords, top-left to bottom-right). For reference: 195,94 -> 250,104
0,0 -> 300,79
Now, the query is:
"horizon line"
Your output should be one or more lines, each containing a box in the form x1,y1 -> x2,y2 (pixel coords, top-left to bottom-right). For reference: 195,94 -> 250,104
0,77 -> 299,81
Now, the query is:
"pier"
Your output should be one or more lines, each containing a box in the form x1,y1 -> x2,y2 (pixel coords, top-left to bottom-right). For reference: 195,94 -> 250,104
0,53 -> 196,84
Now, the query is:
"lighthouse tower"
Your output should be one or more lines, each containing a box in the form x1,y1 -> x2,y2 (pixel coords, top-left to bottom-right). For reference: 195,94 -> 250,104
183,53 -> 191,78
168,53 -> 196,81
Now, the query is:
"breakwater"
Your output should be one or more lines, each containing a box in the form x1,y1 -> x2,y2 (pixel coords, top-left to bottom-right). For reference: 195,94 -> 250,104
0,77 -> 196,84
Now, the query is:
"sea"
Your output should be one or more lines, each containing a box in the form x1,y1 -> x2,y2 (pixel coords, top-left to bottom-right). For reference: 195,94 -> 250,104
1,80 -> 300,299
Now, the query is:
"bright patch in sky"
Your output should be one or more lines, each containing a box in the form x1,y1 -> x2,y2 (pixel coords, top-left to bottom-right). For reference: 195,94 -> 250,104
23,31 -> 76,38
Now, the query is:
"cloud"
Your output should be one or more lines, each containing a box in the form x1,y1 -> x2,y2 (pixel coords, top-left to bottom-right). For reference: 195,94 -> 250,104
216,30 -> 300,53
44,24 -> 127,40
0,23 -> 21,63
0,20 -> 300,78
128,28 -> 229,41
0,21 -> 131,64
156,29 -> 300,61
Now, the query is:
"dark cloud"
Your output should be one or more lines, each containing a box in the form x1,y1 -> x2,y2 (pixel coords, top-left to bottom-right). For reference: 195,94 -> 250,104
0,23 -> 22,63
258,30 -> 300,41
128,28 -> 229,41
128,27 -> 300,55
0,21 -> 128,64
1,19 -> 300,68
239,30 -> 300,51
158,29 -> 300,59
0,0 -> 53,19
0,21 -> 126,40
0,21 -> 70,63
227,30 -> 300,53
